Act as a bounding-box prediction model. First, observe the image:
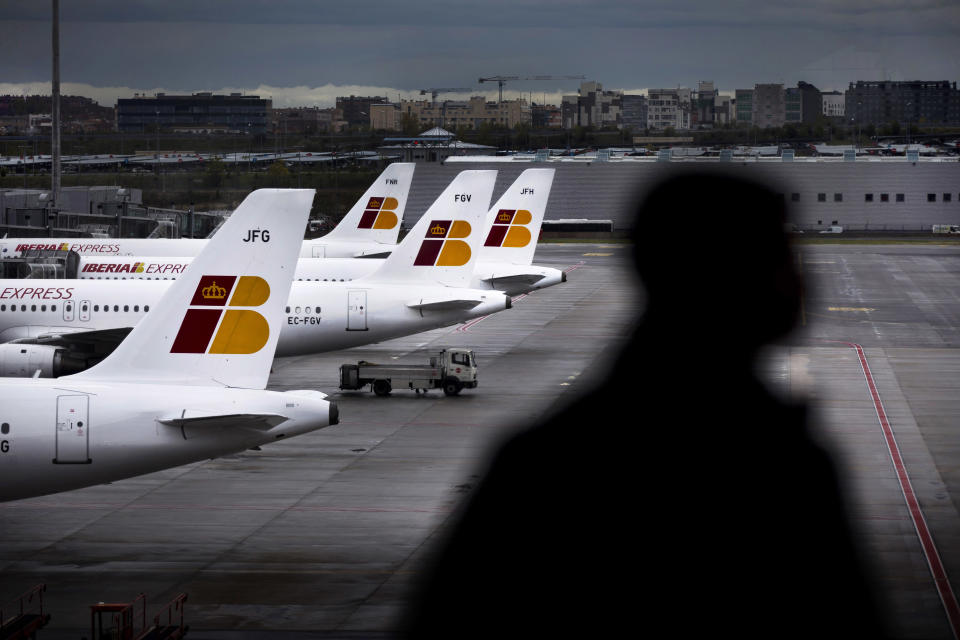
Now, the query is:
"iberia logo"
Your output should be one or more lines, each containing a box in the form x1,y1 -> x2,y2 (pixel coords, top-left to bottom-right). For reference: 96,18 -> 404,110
414,220 -> 472,266
358,196 -> 399,230
170,275 -> 271,354
484,209 -> 533,248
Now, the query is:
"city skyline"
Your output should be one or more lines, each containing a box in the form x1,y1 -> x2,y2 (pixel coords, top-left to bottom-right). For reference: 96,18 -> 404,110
1,1 -> 958,108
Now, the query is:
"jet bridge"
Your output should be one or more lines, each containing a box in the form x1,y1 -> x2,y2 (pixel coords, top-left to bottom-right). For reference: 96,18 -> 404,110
0,249 -> 79,279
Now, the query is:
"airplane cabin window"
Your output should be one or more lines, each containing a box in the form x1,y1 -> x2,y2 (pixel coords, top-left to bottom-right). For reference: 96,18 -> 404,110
124,305 -> 129,312
1,423 -> 8,434
285,306 -> 291,313
134,305 -> 139,312
114,305 -> 119,312
144,305 -> 150,312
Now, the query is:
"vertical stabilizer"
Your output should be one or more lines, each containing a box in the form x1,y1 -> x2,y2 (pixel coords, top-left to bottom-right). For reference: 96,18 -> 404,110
319,163 -> 415,245
65,189 -> 314,388
368,170 -> 496,288
479,168 -> 555,265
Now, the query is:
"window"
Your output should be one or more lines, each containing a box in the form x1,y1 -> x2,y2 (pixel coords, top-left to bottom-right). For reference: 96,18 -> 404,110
113,305 -> 119,312
123,305 -> 129,312
94,305 -> 99,312
144,305 -> 149,312
0,305 -> 4,311
1,423 -> 7,435
928,193 -> 937,202
881,193 -> 889,202
865,193 -> 873,202
817,193 -> 826,202
103,306 -> 108,312
791,193 -> 800,202
134,305 -> 139,312
30,305 -> 36,312
834,193 -> 843,202
896,193 -> 905,202
285,306 -> 290,313
944,193 -> 952,202
41,305 -> 46,311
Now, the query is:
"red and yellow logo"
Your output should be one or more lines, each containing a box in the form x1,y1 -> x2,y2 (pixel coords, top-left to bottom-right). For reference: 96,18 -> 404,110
171,275 -> 271,354
484,209 -> 533,248
357,196 -> 399,230
414,220 -> 472,267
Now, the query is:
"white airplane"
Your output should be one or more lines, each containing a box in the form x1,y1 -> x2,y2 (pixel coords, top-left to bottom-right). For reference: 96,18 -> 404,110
0,171 -> 508,377
0,162 -> 415,259
74,169 -> 564,296
0,188 -> 337,502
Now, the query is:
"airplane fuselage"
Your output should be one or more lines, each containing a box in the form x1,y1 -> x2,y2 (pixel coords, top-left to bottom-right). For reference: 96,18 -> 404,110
75,256 -> 564,297
0,280 -> 509,357
0,238 -> 393,259
0,380 -> 332,501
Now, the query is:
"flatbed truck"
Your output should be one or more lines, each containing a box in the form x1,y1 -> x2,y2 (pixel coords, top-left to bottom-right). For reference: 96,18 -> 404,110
339,348 -> 478,396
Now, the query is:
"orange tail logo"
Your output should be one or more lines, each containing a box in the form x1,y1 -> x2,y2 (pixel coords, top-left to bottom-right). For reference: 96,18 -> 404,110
357,196 -> 399,230
171,275 -> 271,354
414,220 -> 472,266
484,209 -> 532,248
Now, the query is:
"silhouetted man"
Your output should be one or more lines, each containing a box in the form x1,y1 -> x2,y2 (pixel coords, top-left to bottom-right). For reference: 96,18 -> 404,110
403,171 -> 887,638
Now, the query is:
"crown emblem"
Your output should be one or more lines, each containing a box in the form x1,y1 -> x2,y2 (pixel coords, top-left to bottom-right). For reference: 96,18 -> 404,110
498,212 -> 512,222
430,223 -> 447,236
202,280 -> 227,299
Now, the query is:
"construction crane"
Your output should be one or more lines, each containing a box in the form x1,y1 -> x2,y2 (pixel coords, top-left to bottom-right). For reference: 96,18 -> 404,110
478,75 -> 586,103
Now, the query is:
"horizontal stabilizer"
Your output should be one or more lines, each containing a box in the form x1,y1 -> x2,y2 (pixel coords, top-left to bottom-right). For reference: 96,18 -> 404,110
158,410 -> 288,430
480,273 -> 545,287
13,327 -> 132,349
407,296 -> 484,311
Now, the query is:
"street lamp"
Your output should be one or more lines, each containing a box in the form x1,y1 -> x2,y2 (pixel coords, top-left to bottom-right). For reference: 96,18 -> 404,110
905,101 -> 912,147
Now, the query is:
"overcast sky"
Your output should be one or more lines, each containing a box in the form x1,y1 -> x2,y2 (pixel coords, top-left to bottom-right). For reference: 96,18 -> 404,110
2,0 -> 959,107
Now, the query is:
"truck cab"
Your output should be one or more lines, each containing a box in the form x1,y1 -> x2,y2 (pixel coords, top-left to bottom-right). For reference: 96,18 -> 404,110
433,348 -> 478,394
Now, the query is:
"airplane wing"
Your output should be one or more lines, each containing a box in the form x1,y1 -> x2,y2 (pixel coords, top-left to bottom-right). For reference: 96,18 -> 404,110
407,296 -> 485,311
158,410 -> 288,431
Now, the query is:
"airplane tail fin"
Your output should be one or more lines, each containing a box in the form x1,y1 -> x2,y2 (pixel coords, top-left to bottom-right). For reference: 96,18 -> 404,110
479,168 -> 555,265
65,189 -> 313,389
367,170 -> 496,288
319,162 -> 414,246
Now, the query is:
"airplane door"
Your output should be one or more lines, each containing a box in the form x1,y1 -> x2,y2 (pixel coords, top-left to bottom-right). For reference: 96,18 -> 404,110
63,300 -> 75,322
312,245 -> 326,258
347,290 -> 368,331
79,300 -> 91,322
55,395 -> 90,464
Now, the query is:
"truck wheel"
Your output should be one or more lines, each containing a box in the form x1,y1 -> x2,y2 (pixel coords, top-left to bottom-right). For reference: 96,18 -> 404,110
373,379 -> 392,396
443,377 -> 461,396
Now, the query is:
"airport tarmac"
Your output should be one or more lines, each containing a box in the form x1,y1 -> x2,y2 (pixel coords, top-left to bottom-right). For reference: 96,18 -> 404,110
1,241 -> 959,639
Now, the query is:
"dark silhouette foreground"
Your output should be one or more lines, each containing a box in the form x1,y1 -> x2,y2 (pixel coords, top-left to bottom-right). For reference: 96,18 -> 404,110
403,172 -> 888,638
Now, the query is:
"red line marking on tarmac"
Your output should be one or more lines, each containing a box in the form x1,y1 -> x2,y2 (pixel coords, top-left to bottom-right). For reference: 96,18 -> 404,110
844,341 -> 960,638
